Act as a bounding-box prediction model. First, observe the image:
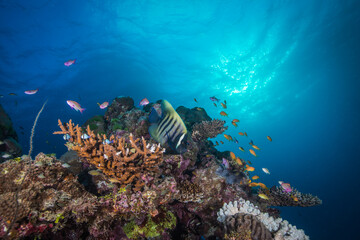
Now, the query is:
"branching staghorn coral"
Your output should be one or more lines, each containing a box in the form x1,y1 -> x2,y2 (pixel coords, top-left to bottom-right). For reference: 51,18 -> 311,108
53,119 -> 165,191
258,186 -> 322,207
191,119 -> 228,141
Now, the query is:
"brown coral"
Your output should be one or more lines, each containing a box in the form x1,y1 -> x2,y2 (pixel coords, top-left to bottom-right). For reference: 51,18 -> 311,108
258,186 -> 322,207
225,213 -> 273,240
191,119 -> 228,141
53,119 -> 164,191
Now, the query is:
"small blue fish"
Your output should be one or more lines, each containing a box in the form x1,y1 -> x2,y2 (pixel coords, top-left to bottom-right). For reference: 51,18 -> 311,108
81,133 -> 90,139
210,96 -> 220,102
63,134 -> 71,140
103,139 -> 114,144
234,137 -> 239,144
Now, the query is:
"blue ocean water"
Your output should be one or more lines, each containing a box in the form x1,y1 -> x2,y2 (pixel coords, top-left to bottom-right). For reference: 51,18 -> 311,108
0,0 -> 359,239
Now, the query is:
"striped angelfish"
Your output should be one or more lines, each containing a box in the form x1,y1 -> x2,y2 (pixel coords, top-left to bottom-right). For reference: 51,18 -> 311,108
148,100 -> 188,153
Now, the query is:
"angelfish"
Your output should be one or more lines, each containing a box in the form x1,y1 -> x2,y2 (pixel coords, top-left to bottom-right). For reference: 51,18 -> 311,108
148,100 -> 188,154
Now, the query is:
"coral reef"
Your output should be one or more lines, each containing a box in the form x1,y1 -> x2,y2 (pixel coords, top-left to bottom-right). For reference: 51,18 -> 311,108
258,186 -> 322,207
192,119 -> 228,141
54,119 -> 165,191
176,106 -> 212,131
217,198 -> 310,240
0,96 -> 321,239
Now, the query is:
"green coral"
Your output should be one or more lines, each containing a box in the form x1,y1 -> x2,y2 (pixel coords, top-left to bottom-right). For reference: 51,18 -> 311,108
124,211 -> 176,239
88,123 -> 98,130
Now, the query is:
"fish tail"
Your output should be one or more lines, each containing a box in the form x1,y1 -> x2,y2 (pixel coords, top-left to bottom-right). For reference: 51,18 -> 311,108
80,108 -> 86,113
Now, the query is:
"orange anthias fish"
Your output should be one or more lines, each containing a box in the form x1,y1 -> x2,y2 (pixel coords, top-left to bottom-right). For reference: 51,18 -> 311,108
220,111 -> 228,117
238,132 -> 244,136
249,182 -> 258,187
245,165 -> 255,171
252,145 -> 260,150
239,147 -> 244,152
220,141 -> 224,144
213,103 -> 217,107
244,132 -> 248,137
267,136 -> 272,142
235,157 -> 243,165
257,183 -> 268,189
215,141 -> 219,146
247,160 -> 252,165
194,98 -> 198,103
249,149 -> 257,157
67,100 -> 85,113
231,122 -> 238,127
221,102 -> 227,109
230,151 -> 236,160
232,119 -> 239,123
224,134 -> 233,141
252,175 -> 259,180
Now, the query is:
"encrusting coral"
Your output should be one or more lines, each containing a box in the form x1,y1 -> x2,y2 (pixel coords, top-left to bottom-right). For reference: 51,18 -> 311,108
258,186 -> 322,207
192,119 -> 228,141
53,119 -> 165,191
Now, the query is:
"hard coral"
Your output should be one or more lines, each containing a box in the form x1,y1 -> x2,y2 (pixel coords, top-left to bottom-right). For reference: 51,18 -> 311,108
53,119 -> 164,191
258,186 -> 322,207
192,119 -> 228,141
225,213 -> 272,240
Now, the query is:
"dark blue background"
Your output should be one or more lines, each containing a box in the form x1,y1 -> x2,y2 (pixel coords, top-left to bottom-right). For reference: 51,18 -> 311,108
1,1 -> 359,239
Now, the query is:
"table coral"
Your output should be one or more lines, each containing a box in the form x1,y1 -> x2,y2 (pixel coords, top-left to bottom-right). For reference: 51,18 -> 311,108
192,119 -> 228,141
258,186 -> 322,207
53,119 -> 165,191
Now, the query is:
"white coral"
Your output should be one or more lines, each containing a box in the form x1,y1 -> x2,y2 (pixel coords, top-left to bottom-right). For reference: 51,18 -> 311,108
217,198 -> 309,239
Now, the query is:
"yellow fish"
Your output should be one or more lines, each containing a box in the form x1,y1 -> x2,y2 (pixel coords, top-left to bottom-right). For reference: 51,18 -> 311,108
258,193 -> 269,200
257,183 -> 268,189
235,157 -> 243,165
88,170 -> 101,176
252,145 -> 260,150
239,147 -> 244,152
267,136 -> 272,142
252,175 -> 259,180
220,111 -> 228,117
221,102 -> 227,109
291,195 -> 299,202
230,151 -> 236,160
109,178 -> 121,183
245,165 -> 255,171
249,149 -> 257,157
224,134 -> 233,141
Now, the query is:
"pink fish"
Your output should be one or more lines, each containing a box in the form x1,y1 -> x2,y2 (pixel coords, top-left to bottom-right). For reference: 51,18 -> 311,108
278,181 -> 292,193
24,89 -> 38,95
97,102 -> 109,109
64,59 -> 76,67
67,100 -> 85,113
222,158 -> 230,169
139,98 -> 149,106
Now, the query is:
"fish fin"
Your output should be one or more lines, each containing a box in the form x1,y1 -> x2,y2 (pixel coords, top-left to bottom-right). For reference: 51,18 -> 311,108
149,108 -> 160,123
97,103 -> 100,106
80,108 -> 86,113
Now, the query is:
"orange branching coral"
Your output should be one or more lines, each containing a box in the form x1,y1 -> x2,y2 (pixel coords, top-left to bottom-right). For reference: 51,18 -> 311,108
53,119 -> 165,191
